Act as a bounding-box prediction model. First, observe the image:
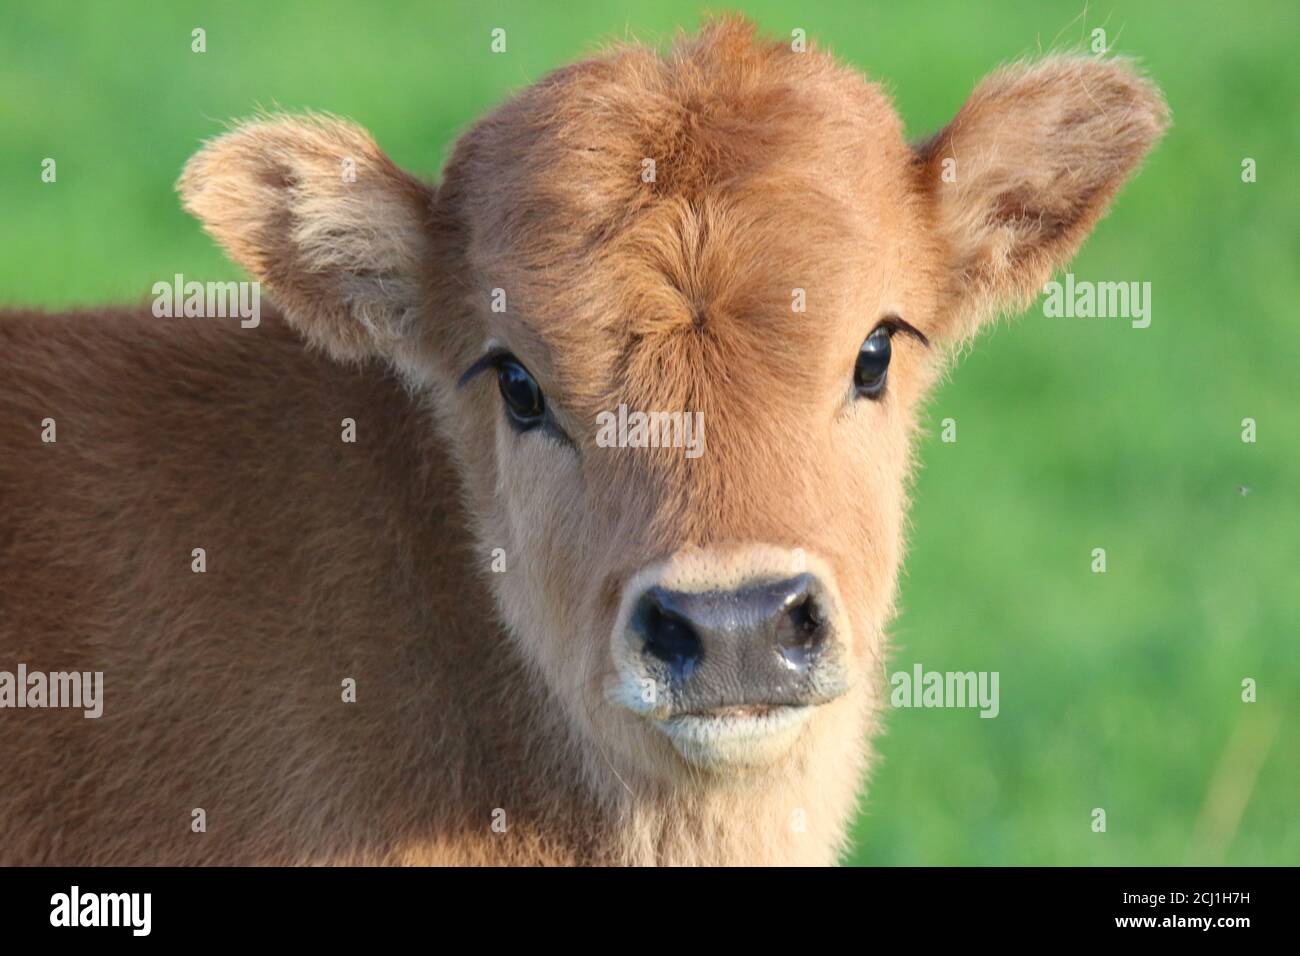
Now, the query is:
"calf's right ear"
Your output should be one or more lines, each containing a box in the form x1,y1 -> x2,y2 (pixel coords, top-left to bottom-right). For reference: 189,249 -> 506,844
178,115 -> 437,362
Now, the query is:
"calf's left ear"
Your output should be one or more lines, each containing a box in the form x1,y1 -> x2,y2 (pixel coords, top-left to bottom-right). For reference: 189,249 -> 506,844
914,56 -> 1169,341
178,115 -> 436,361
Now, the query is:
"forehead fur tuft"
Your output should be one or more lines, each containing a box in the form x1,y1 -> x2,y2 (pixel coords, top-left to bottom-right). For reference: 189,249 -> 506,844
438,15 -> 919,413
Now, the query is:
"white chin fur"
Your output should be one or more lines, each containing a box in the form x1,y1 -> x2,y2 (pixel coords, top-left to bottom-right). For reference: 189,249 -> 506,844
653,706 -> 814,770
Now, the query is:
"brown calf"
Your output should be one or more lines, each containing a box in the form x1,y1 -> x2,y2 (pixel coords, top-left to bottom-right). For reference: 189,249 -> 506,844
0,18 -> 1166,865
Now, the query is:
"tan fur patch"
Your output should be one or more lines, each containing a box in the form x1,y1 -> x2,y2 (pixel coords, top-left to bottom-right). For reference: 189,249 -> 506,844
0,16 -> 1165,865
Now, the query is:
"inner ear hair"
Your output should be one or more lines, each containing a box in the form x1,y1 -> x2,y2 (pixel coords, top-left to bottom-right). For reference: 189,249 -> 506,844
913,55 -> 1169,341
178,114 -> 437,363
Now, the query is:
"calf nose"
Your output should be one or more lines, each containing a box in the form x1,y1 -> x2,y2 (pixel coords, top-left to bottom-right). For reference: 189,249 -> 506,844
631,574 -> 842,712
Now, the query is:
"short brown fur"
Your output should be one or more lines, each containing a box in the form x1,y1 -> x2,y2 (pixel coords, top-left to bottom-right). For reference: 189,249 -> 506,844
0,17 -> 1166,865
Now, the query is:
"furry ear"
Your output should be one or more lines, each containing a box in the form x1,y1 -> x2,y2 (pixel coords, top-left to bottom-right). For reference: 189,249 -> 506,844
914,56 -> 1169,340
178,115 -> 435,361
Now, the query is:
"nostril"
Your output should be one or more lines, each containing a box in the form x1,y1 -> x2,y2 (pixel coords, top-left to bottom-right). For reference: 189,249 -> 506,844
630,576 -> 832,693
638,593 -> 704,681
774,594 -> 827,669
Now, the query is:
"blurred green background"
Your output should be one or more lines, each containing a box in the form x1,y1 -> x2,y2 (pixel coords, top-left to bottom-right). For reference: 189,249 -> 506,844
3,1 -> 1296,865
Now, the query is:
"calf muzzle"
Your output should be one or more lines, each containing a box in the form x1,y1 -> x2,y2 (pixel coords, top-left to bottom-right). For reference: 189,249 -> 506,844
628,573 -> 847,715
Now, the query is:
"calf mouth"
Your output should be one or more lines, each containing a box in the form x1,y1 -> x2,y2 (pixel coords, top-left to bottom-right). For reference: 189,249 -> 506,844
651,703 -> 818,771
604,546 -> 854,772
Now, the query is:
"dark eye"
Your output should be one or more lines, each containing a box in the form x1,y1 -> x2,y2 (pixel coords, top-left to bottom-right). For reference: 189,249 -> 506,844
854,327 -> 893,399
496,358 -> 545,429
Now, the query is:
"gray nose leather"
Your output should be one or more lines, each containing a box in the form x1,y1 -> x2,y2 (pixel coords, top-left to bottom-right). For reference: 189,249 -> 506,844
630,574 -> 848,714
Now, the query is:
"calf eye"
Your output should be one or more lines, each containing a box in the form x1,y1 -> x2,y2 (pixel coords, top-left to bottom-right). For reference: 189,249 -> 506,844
854,327 -> 893,399
497,358 -> 545,429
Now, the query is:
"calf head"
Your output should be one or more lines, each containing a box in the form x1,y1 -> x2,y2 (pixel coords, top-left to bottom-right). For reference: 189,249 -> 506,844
180,20 -> 1165,791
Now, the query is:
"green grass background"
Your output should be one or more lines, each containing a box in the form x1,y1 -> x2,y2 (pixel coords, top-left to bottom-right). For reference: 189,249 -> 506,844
2,1 -> 1295,864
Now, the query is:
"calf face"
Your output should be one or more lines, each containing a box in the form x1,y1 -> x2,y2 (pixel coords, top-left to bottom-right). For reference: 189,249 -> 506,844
179,20 -> 1165,788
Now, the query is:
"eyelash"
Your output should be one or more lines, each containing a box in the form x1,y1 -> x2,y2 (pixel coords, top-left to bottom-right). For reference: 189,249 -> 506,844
874,316 -> 929,347
460,350 -> 576,447
460,317 -> 928,430
457,348 -> 514,387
